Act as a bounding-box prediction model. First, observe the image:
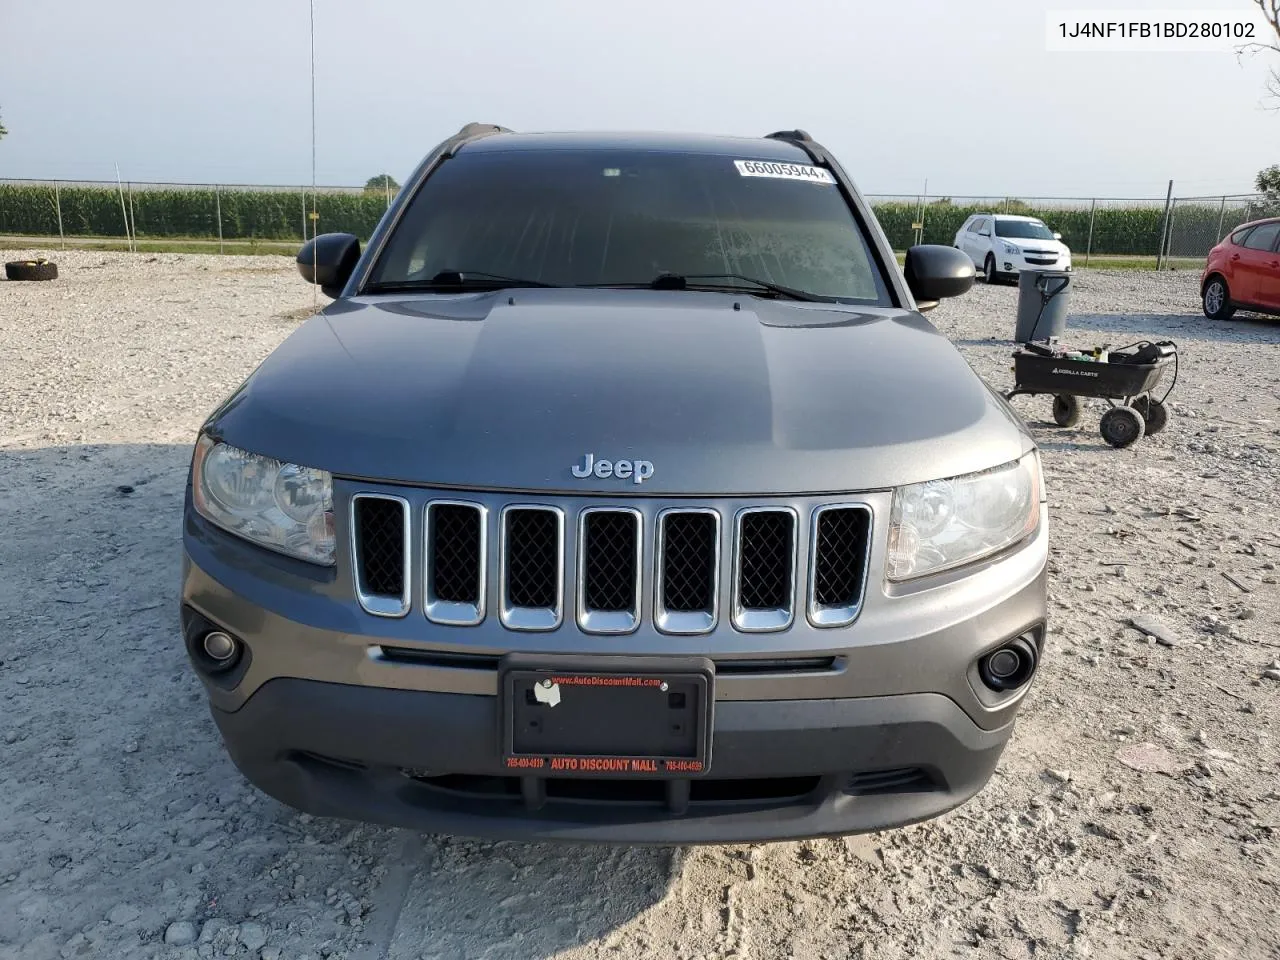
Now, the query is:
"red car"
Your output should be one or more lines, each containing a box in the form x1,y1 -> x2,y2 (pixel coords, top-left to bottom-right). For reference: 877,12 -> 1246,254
1201,216 -> 1280,319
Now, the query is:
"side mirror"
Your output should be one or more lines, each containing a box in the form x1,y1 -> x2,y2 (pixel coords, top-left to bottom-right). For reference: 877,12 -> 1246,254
904,244 -> 975,312
1053,232 -> 1063,241
297,233 -> 361,298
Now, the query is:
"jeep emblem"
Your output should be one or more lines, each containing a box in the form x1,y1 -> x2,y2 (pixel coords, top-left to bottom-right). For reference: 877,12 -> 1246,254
571,453 -> 654,484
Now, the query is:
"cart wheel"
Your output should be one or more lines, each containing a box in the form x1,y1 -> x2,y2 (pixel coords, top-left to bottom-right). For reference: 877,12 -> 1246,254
1099,406 -> 1145,448
1131,396 -> 1169,435
1052,394 -> 1081,427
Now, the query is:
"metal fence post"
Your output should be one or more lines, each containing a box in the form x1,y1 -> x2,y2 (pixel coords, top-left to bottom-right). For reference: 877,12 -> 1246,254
385,177 -> 391,210
54,181 -> 65,250
215,184 -> 224,254
1084,198 -> 1096,267
1155,180 -> 1173,270
1214,195 -> 1227,244
127,182 -> 138,253
301,190 -> 307,242
115,177 -> 131,252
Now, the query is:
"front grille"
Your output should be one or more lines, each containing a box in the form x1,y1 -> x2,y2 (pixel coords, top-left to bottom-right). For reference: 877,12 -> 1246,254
577,509 -> 641,633
349,493 -> 872,633
656,509 -> 719,634
808,505 -> 872,626
500,506 -> 563,630
351,495 -> 409,617
1026,257 -> 1057,265
425,501 -> 485,625
733,509 -> 797,631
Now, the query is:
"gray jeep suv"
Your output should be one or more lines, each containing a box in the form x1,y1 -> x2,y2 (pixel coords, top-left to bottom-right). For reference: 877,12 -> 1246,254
181,124 -> 1048,844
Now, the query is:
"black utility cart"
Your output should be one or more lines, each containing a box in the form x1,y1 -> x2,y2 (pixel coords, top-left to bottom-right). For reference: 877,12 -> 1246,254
1004,340 -> 1178,448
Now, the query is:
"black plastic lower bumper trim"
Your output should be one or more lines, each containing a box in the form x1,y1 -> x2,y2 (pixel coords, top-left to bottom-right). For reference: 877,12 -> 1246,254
210,678 -> 1014,844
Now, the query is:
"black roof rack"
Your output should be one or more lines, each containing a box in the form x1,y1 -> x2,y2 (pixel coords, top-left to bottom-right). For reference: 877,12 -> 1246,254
764,129 -> 813,143
441,122 -> 512,158
455,122 -> 512,138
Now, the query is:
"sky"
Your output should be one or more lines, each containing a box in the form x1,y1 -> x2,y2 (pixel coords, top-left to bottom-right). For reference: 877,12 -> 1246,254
0,0 -> 1276,198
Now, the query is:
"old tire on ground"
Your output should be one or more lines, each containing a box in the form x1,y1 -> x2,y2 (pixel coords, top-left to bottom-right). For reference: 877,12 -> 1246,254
5,260 -> 58,281
1099,405 -> 1145,448
1052,394 -> 1081,427
1132,395 -> 1169,435
1202,275 -> 1234,320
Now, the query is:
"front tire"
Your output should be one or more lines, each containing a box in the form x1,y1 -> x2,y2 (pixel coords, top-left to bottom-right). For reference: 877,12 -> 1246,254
1099,406 -> 1145,448
1202,276 -> 1235,320
984,254 -> 997,284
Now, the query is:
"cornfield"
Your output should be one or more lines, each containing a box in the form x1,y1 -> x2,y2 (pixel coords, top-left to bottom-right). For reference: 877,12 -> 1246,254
0,183 -> 389,241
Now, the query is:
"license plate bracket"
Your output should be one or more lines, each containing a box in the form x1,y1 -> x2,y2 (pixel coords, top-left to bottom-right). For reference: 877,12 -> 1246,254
500,654 -> 714,777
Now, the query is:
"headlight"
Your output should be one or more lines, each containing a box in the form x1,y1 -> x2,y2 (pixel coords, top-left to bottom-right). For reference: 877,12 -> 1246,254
887,455 -> 1041,581
1001,241 -> 1020,255
191,435 -> 335,565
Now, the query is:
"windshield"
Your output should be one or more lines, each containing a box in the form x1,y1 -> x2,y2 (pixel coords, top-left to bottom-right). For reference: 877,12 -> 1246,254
366,149 -> 891,304
994,219 -> 1055,241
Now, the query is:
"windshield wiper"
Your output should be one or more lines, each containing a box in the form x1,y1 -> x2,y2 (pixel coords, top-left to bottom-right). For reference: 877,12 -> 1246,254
365,270 -> 559,293
647,272 -> 825,302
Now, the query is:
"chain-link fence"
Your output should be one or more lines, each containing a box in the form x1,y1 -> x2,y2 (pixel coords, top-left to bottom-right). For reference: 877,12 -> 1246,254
0,178 -> 1271,265
1163,194 -> 1280,263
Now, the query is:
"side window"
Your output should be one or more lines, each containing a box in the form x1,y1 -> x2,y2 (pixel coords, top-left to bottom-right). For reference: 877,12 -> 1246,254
1241,222 -> 1280,251
975,218 -> 990,236
1229,227 -> 1252,246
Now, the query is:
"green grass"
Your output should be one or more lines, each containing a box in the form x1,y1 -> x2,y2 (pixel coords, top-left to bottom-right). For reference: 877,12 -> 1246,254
0,235 -> 299,256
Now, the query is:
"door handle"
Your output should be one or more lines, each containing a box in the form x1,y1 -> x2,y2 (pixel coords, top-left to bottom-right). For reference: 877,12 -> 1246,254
1230,254 -> 1240,261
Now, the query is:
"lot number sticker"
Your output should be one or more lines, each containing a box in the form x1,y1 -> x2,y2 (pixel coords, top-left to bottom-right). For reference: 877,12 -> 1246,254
734,160 -> 835,184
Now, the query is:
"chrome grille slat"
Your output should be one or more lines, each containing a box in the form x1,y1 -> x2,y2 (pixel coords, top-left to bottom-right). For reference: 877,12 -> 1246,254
499,505 -> 564,631
807,504 -> 873,628
351,494 -> 410,618
732,508 -> 798,633
655,508 -> 720,635
577,508 -> 642,634
424,500 -> 486,626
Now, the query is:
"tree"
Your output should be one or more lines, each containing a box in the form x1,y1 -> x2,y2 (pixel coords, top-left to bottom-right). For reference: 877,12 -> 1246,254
364,174 -> 399,194
1239,1 -> 1280,101
1260,164 -> 1280,195
1257,165 -> 1280,214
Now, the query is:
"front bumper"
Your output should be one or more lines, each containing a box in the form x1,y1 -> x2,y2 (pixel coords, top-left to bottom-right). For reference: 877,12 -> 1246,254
211,677 -> 1013,844
1000,252 -> 1072,275
182,489 -> 1048,843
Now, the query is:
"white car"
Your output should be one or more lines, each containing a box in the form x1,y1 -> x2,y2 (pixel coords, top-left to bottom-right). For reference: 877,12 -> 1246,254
954,214 -> 1072,283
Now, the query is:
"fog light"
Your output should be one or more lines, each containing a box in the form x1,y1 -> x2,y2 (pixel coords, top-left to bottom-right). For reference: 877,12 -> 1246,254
202,630 -> 238,662
978,636 -> 1038,692
1003,261 -> 1013,272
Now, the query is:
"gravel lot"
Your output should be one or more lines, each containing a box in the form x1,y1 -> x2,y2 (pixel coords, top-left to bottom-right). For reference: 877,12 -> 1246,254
1,250 -> 1278,960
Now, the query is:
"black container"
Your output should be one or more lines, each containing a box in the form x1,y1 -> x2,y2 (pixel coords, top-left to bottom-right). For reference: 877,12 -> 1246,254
1010,351 -> 1168,400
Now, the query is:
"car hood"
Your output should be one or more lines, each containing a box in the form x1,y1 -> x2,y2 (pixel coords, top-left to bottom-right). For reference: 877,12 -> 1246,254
205,289 -> 1033,495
